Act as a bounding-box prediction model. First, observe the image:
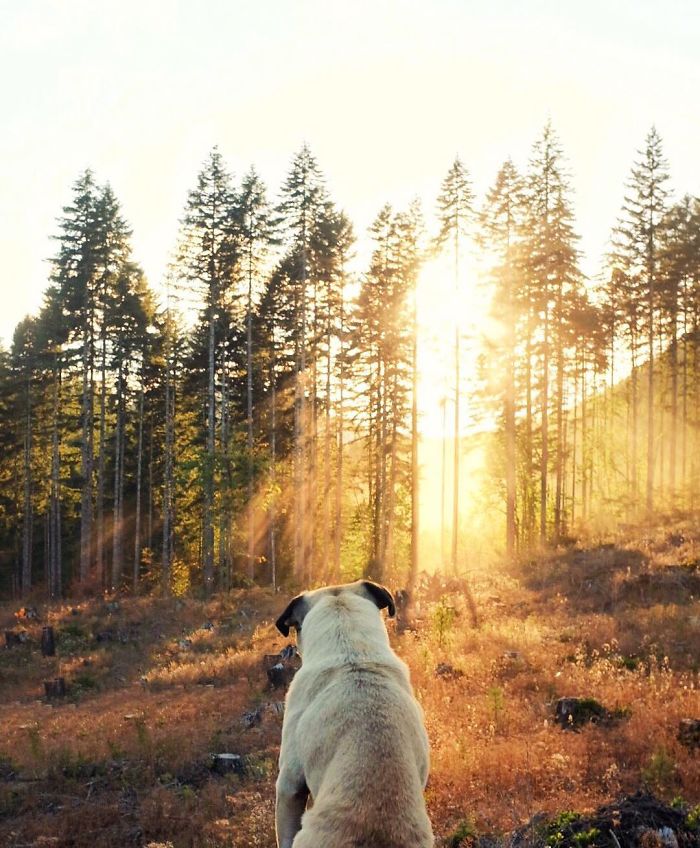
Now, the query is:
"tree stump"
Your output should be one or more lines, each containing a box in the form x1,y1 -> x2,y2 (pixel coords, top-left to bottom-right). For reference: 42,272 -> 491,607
267,662 -> 294,689
678,718 -> 700,750
264,645 -> 301,689
555,696 -> 608,729
44,677 -> 66,699
211,753 -> 246,776
5,631 -> 27,647
41,626 -> 56,657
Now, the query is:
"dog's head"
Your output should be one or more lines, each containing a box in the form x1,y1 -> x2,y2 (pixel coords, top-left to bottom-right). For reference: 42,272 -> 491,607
275,580 -> 396,638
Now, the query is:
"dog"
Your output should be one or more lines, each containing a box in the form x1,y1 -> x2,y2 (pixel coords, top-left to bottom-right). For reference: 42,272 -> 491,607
274,579 -> 434,848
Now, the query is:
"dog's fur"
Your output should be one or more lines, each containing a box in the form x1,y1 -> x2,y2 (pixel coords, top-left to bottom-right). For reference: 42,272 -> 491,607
274,580 -> 434,848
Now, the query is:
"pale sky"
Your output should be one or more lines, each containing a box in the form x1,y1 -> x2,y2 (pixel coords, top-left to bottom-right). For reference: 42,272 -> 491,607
2,0 -> 700,347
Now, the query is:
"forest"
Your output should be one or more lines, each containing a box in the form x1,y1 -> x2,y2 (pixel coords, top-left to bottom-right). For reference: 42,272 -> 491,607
2,122 -> 700,601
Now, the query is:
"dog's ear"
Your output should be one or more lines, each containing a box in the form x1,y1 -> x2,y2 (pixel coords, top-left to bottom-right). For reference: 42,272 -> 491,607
275,593 -> 307,636
361,580 -> 396,618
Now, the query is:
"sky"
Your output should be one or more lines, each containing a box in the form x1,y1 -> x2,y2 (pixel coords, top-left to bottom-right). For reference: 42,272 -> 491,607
2,0 -> 700,348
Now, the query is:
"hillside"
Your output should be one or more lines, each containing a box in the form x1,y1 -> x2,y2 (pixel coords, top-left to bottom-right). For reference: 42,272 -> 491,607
1,521 -> 699,847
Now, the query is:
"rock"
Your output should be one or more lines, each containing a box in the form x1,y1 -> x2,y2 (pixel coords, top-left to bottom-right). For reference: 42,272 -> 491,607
677,718 -> 700,749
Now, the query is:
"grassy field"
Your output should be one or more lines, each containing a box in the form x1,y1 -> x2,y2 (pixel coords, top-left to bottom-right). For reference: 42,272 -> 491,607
1,521 -> 699,847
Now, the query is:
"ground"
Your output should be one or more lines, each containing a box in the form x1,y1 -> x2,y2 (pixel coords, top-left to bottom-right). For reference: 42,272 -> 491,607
1,519 -> 699,847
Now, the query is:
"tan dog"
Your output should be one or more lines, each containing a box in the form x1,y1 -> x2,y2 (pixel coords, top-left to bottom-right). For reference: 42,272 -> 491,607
274,580 -> 433,848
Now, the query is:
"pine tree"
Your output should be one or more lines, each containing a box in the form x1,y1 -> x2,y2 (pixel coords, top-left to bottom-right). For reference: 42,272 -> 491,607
434,157 -> 474,571
479,159 -> 525,557
521,123 -> 582,544
175,147 -> 240,594
237,167 -> 276,578
52,171 -> 101,583
275,145 -> 331,581
612,127 -> 670,513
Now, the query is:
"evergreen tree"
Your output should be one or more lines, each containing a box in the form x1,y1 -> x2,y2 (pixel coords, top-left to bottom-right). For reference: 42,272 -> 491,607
434,157 -> 474,571
479,159 -> 525,557
521,123 -> 582,544
237,167 -> 276,577
612,127 -> 670,512
275,144 -> 332,581
175,147 -> 240,594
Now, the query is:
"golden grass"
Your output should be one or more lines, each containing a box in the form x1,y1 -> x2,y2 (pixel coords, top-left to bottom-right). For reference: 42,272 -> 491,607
0,526 -> 699,846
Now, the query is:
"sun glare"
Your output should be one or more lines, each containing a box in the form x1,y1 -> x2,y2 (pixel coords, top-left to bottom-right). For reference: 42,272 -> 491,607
415,252 -> 495,440
415,252 -> 503,553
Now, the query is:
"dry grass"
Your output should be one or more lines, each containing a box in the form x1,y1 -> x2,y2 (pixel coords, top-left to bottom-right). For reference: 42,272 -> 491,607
0,525 -> 699,847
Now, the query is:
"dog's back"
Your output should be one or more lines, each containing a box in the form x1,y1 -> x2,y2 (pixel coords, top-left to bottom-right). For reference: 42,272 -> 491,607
276,585 -> 433,848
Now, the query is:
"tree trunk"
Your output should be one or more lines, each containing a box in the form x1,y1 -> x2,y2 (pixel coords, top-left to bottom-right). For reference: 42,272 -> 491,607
409,282 -> 420,597
333,281 -> 344,583
269,340 -> 277,589
219,355 -> 230,591
646,270 -> 655,513
21,373 -> 33,596
452,225 -> 460,573
203,314 -> 215,595
50,366 -> 62,599
133,387 -> 144,591
570,349 -> 579,525
505,271 -> 517,559
540,306 -> 550,545
323,293 -> 332,582
669,313 -> 678,505
246,254 -> 255,579
111,365 -> 125,590
79,316 -> 94,583
96,320 -> 107,587
162,343 -> 174,594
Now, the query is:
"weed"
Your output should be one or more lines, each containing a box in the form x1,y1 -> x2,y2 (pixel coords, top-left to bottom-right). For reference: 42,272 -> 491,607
58,622 -> 90,653
432,596 -> 456,649
488,685 -> 505,729
25,724 -> 43,766
48,747 -> 104,781
106,739 -> 126,760
642,747 -> 677,795
133,717 -> 151,752
72,671 -> 99,691
686,804 -> 700,831
445,818 -> 478,847
571,827 -> 600,846
543,811 -> 580,845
